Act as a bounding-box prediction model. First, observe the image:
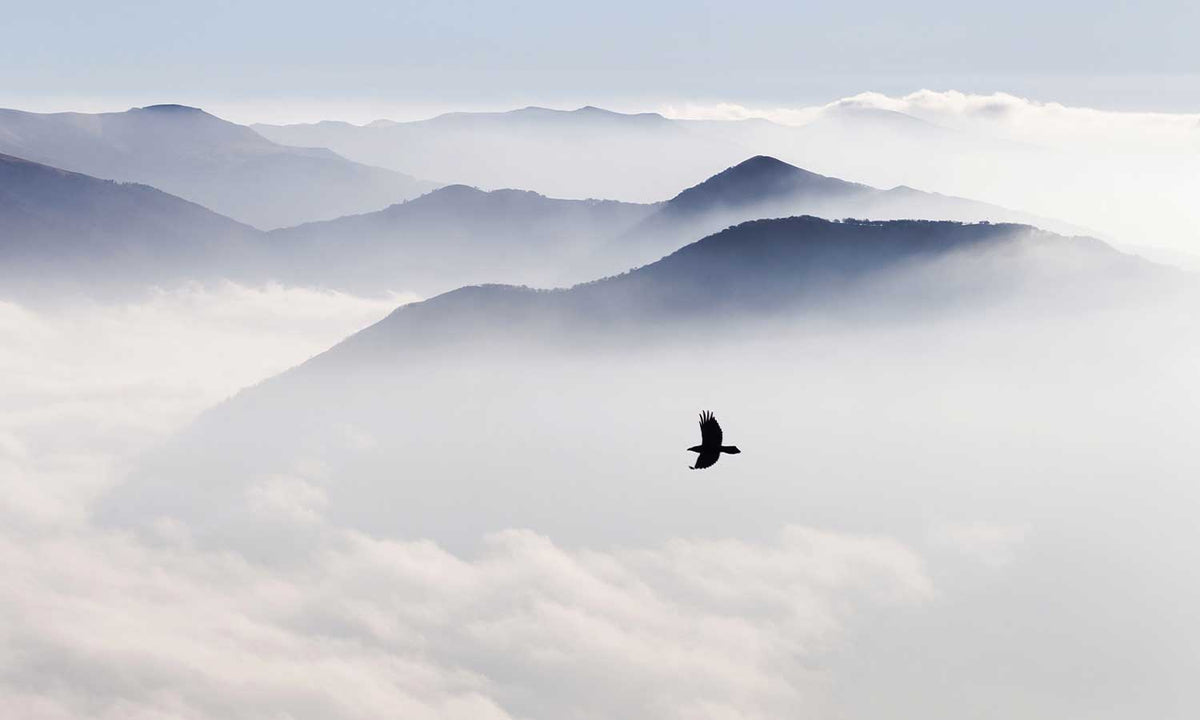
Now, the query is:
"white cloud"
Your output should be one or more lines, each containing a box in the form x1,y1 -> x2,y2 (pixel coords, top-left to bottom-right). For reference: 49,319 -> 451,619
0,282 -> 408,525
661,90 -> 1200,150
927,521 -> 1031,567
0,522 -> 930,720
826,90 -> 1200,151
0,283 -> 937,719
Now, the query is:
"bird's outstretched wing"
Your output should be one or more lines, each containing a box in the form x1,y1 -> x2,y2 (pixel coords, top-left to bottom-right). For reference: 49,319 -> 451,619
691,450 -> 720,470
699,411 -> 722,448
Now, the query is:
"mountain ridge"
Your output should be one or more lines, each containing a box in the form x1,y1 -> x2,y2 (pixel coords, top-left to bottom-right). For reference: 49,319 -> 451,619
0,104 -> 437,228
0,152 -> 261,293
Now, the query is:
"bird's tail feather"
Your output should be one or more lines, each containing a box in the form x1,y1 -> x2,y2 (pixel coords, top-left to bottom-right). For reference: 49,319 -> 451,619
721,446 -> 741,454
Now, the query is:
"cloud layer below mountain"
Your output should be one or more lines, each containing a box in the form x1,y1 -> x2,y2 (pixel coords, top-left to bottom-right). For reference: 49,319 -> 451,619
0,284 -> 937,720
4,263 -> 1200,718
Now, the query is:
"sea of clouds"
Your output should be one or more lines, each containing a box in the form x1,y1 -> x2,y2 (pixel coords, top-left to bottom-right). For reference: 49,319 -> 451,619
0,283 -> 940,719
5,273 -> 1198,718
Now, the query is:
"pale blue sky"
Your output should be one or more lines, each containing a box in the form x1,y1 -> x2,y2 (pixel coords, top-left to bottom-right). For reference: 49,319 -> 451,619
3,0 -> 1197,122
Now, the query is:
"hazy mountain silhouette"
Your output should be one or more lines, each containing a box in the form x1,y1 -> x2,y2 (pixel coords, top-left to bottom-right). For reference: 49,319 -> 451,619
255,104 -> 1125,244
104,215 -> 1163,549
614,156 -> 1089,269
659,156 -> 871,220
328,217 -> 1141,359
268,183 -> 655,294
0,104 -> 435,228
0,152 -> 261,293
254,106 -> 754,202
1,146 -> 1104,299
253,105 -> 984,204
262,155 -> 1090,295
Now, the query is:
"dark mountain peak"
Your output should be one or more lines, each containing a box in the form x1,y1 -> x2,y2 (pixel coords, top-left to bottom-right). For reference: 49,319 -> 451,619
373,184 -> 555,219
108,104 -> 264,144
415,184 -> 555,205
135,103 -> 208,114
426,183 -> 486,198
574,105 -> 667,121
489,187 -> 550,201
733,154 -> 794,171
665,156 -> 869,213
129,105 -> 235,127
362,184 -> 486,217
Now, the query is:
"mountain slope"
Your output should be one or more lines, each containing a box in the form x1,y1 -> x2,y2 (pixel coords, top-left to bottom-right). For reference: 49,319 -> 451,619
267,183 -> 656,294
662,155 -> 872,213
0,148 -> 1100,300
333,216 -> 1135,359
0,152 -> 261,290
0,104 -> 436,228
614,156 -> 1091,268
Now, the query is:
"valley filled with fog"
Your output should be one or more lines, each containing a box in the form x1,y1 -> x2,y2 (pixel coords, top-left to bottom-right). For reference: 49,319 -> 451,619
3,89 -> 1200,720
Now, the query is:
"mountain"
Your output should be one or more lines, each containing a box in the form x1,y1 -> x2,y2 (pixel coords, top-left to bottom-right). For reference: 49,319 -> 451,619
611,156 -> 1091,270
662,155 -> 873,213
256,101 -> 1197,252
262,156 -> 1090,297
268,183 -> 655,294
315,216 -> 1138,360
0,104 -> 436,228
1,148 -> 1098,300
254,106 -> 756,202
104,216 -> 1160,551
0,152 -> 260,293
252,104 -> 992,207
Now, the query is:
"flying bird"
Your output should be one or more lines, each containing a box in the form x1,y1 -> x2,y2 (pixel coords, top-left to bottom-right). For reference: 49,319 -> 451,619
688,411 -> 741,470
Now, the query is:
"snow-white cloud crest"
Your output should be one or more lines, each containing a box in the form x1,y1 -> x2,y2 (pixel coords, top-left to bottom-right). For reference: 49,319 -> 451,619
661,89 -> 1200,150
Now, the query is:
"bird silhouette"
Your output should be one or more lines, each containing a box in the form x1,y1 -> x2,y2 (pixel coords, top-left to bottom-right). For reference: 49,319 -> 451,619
688,411 -> 741,469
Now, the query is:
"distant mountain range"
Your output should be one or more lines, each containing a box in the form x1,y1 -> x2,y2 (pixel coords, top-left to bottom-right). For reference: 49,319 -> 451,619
613,155 -> 1086,270
252,105 -> 1026,210
266,155 -> 1091,293
0,148 -> 1102,297
267,183 -> 654,294
0,104 -> 435,228
253,105 -> 756,202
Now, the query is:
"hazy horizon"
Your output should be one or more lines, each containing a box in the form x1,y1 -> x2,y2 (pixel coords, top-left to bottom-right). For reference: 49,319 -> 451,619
1,86 -> 1195,128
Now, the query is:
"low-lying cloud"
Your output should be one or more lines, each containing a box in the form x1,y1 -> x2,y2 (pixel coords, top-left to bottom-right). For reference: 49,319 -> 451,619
5,269 -> 1200,718
0,283 -> 407,525
0,282 -> 935,719
0,521 -> 931,720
